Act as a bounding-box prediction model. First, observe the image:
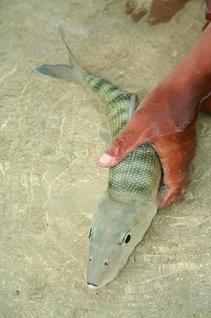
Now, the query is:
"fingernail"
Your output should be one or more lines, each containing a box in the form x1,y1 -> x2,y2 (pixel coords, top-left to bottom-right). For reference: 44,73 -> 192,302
99,154 -> 117,166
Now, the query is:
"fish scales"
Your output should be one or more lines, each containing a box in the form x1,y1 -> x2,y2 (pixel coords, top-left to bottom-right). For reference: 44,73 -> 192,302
35,29 -> 162,288
85,75 -> 161,200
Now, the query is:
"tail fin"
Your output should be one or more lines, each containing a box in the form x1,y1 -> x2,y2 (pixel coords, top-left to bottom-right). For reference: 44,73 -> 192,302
35,27 -> 88,82
58,26 -> 81,69
35,64 -> 78,81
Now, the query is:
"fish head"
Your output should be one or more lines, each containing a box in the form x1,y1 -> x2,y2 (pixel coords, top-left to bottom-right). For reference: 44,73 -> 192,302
86,193 -> 157,289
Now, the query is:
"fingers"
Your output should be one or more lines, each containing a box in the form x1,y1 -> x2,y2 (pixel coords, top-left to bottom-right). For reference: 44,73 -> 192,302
99,133 -> 142,167
157,157 -> 186,208
158,185 -> 182,208
99,111 -> 149,167
200,94 -> 211,113
155,128 -> 196,207
157,149 -> 186,207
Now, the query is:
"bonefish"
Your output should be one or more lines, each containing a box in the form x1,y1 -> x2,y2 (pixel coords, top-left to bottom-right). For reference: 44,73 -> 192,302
35,28 -> 162,289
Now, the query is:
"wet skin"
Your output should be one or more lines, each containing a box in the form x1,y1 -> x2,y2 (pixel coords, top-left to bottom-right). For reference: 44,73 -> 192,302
99,22 -> 211,207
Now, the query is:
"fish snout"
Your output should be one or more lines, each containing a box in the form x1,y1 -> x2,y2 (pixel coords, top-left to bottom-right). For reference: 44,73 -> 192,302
86,255 -> 111,288
89,256 -> 109,266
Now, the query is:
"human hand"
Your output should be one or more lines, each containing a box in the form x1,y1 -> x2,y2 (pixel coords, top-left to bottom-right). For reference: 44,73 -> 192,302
99,23 -> 211,207
99,83 -> 197,208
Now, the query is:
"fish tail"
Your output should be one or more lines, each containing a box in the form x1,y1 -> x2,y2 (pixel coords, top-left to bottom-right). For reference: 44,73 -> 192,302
35,26 -> 87,83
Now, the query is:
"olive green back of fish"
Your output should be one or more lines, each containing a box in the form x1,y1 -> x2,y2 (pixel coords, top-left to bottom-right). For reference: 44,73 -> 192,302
35,30 -> 161,203
85,75 -> 161,202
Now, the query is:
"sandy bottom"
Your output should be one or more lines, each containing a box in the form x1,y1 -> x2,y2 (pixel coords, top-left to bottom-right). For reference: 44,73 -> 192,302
0,0 -> 210,317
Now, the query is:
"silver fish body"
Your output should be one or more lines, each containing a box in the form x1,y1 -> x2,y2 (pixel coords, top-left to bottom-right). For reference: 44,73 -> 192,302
85,75 -> 161,201
35,29 -> 162,289
84,75 -> 161,288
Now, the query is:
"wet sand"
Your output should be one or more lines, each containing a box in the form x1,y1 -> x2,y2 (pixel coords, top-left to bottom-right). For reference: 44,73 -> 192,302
0,0 -> 210,317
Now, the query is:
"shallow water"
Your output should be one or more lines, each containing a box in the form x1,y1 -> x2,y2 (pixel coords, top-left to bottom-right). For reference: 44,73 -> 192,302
0,0 -> 211,317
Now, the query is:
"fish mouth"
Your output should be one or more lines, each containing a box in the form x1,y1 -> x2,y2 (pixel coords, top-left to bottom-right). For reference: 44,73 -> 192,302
87,282 -> 99,289
85,266 -> 122,289
85,268 -> 113,289
86,279 -> 109,289
84,253 -> 131,289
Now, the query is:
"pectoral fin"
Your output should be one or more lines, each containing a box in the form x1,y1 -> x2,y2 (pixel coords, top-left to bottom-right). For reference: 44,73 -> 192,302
128,94 -> 139,118
97,127 -> 112,144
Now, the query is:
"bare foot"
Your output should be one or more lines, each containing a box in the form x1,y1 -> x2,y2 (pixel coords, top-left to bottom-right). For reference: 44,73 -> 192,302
148,0 -> 190,25
124,0 -> 147,23
124,0 -> 190,25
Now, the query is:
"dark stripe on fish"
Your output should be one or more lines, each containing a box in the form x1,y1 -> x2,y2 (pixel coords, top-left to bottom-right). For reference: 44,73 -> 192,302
84,73 -> 161,200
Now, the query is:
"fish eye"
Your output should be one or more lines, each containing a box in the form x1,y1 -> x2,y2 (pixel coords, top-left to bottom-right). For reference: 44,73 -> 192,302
124,233 -> 131,244
119,233 -> 131,245
88,228 -> 92,239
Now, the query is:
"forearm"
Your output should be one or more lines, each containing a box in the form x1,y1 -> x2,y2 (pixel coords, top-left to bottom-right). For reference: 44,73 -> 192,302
134,24 -> 211,131
156,22 -> 211,109
206,0 -> 211,20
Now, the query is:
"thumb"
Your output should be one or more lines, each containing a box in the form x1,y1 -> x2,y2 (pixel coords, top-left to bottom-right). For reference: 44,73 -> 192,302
98,123 -> 148,167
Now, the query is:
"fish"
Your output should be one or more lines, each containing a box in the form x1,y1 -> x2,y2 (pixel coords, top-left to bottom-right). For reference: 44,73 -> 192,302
35,28 -> 162,289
